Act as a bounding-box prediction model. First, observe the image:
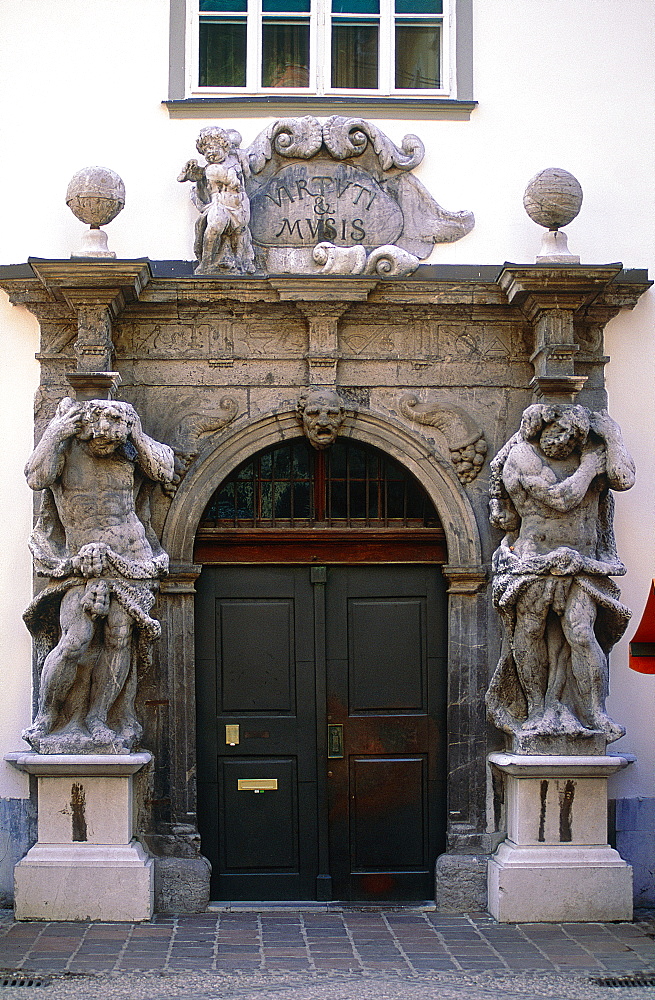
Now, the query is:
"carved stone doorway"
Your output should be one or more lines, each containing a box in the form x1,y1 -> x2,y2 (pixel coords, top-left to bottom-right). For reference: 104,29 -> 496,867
194,437 -> 448,901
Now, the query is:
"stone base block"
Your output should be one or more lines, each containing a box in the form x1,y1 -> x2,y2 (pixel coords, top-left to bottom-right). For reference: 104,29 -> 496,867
436,853 -> 489,912
488,842 -> 633,922
154,856 -> 211,913
14,840 -> 154,922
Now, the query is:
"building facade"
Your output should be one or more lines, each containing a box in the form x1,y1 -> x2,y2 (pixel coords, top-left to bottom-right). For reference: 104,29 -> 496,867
0,0 -> 653,910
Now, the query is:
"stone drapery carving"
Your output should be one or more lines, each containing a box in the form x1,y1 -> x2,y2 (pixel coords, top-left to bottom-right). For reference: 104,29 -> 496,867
400,394 -> 488,484
23,397 -> 175,754
178,127 -> 256,275
485,403 -> 635,749
296,388 -> 346,449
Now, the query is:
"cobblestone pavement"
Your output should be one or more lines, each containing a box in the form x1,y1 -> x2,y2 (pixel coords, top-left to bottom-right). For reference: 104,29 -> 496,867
0,909 -> 654,978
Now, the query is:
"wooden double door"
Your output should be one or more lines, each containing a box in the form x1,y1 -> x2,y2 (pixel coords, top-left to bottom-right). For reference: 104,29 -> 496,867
195,563 -> 447,901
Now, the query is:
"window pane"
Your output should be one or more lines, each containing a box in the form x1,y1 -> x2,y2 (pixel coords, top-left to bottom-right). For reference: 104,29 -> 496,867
331,21 -> 378,88
293,482 -> 311,518
333,0 -> 379,12
292,441 -> 310,478
236,481 -> 255,518
395,21 -> 440,88
395,0 -> 441,11
273,444 -> 292,477
274,483 -> 292,518
262,20 -> 310,87
201,0 -> 247,9
263,0 -> 310,10
199,20 -> 247,86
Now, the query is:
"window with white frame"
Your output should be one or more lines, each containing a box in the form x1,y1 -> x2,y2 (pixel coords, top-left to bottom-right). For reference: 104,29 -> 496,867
193,0 -> 449,95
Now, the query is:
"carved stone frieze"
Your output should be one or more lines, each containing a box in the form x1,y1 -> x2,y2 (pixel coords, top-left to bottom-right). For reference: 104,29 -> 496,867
400,394 -> 488,483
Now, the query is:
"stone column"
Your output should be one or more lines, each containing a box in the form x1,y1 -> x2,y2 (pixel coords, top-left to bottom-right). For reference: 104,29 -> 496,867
436,565 -> 490,912
151,564 -> 211,913
486,266 -> 637,921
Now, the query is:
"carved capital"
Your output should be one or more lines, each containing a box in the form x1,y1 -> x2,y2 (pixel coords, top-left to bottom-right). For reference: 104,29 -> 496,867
442,565 -> 487,594
160,564 -> 203,594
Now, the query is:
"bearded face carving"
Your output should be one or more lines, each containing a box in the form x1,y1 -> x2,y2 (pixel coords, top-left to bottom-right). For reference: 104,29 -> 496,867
297,389 -> 345,450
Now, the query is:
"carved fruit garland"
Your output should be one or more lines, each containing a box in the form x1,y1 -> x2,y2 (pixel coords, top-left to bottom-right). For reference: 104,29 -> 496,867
400,394 -> 487,484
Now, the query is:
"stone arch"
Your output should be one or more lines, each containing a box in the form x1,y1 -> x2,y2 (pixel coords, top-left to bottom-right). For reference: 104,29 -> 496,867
162,407 -> 483,569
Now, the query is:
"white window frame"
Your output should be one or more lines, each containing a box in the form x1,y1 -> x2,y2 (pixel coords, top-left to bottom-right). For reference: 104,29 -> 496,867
187,0 -> 453,97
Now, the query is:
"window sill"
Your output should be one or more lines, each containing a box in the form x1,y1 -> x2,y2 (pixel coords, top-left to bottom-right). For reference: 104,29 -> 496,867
164,96 -> 477,120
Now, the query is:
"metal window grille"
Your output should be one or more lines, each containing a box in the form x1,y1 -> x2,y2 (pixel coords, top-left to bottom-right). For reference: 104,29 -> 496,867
200,438 -> 441,528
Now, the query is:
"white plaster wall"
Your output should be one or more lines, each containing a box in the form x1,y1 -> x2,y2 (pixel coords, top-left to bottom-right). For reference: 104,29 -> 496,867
0,292 -> 39,797
0,0 -> 653,798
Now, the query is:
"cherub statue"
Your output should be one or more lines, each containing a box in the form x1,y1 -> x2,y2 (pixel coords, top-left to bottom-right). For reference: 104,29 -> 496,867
178,126 -> 256,275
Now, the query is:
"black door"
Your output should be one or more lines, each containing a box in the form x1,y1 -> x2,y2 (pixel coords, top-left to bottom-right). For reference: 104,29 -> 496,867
195,563 -> 446,901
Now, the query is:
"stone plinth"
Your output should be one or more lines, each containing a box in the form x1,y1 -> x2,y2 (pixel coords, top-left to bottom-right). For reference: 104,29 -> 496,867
6,753 -> 153,922
488,753 -> 633,922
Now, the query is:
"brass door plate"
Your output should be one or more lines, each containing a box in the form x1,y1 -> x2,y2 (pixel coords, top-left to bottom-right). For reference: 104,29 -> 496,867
327,724 -> 344,758
225,725 -> 239,745
237,778 -> 278,792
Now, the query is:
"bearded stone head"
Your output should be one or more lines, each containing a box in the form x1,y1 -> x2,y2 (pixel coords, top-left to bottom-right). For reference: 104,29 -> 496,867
297,389 -> 345,450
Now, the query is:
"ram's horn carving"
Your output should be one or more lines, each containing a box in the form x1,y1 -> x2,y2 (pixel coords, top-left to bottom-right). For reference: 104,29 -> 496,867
247,117 -> 323,174
400,394 -> 487,484
365,245 -> 419,277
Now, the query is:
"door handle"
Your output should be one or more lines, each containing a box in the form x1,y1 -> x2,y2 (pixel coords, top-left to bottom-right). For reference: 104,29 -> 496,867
327,724 -> 344,758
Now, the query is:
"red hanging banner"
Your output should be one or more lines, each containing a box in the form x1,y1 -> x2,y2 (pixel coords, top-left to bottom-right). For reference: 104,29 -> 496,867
629,579 -> 655,674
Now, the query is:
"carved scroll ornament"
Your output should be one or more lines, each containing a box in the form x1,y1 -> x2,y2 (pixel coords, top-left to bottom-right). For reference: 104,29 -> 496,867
400,394 -> 487,483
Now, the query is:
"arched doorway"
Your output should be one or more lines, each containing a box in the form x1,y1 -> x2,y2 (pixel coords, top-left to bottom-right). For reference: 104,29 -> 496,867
194,436 -> 448,902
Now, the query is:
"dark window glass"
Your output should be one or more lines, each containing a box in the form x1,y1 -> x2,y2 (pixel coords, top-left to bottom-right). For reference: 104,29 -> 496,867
262,19 -> 310,87
294,482 -> 311,518
199,20 -> 247,86
331,21 -> 378,88
332,0 -> 379,11
201,0 -> 247,10
263,0 -> 310,8
394,0 -> 441,11
395,21 -> 440,88
199,438 -> 440,527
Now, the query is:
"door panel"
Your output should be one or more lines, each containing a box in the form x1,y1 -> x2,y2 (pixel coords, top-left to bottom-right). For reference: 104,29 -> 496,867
325,565 -> 446,900
196,566 -> 318,899
195,563 -> 446,901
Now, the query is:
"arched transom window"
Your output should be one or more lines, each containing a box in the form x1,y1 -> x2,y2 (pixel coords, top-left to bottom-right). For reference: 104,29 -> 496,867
200,437 -> 441,528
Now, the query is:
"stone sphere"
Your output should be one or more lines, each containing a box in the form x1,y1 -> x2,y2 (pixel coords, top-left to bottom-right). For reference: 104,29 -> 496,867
66,166 -> 125,227
523,168 -> 583,230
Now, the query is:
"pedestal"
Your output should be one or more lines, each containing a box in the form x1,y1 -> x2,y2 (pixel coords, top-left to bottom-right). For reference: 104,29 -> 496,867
6,753 -> 153,922
488,753 -> 633,923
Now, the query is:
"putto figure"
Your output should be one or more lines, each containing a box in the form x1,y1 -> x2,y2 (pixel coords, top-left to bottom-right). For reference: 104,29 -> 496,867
486,403 -> 635,746
178,126 -> 256,275
23,397 -> 174,753
297,388 -> 346,450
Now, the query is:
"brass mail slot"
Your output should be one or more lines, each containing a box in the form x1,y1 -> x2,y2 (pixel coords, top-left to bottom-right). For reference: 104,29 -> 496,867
237,778 -> 278,792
